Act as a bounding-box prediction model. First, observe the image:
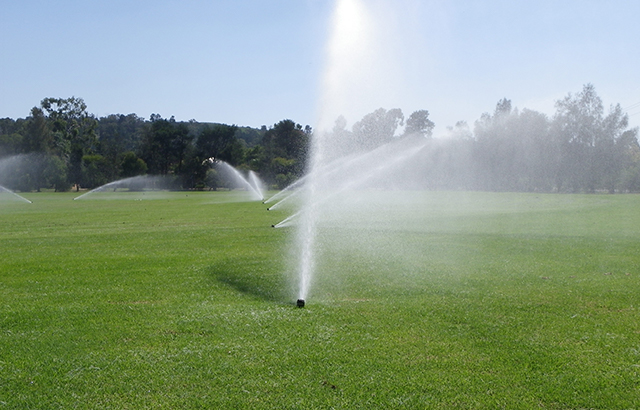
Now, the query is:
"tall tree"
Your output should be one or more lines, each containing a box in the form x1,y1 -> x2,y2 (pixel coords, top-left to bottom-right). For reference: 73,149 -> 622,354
618,129 -> 640,192
39,97 -> 98,189
196,124 -> 240,164
473,99 -> 518,190
0,118 -> 24,156
22,108 -> 52,154
473,99 -> 556,192
119,151 -> 148,178
138,115 -> 192,176
403,110 -> 435,139
96,114 -> 146,180
351,108 -> 404,151
552,84 -> 630,192
260,119 -> 310,187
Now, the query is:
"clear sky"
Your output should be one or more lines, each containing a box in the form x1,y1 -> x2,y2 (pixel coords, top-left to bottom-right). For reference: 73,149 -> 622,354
2,0 -> 639,135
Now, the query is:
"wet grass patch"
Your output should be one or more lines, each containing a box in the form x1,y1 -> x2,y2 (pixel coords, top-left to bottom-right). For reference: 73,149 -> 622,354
1,191 -> 639,408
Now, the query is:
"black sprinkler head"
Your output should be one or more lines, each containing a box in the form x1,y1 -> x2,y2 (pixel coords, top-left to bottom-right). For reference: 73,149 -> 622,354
296,299 -> 305,308
271,224 -> 275,228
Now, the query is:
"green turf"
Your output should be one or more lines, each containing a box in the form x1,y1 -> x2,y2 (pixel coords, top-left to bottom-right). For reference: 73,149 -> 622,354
1,191 -> 639,408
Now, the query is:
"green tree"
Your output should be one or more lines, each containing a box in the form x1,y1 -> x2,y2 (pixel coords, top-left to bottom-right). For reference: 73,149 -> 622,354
260,119 -> 310,185
513,109 -> 555,191
171,121 -> 192,177
473,99 -> 517,190
139,115 -> 192,176
22,108 -> 52,154
617,129 -> 640,192
120,151 -> 147,178
39,97 -> 98,189
43,154 -> 70,192
403,110 -> 435,139
552,84 -> 631,192
473,99 -> 556,192
96,114 -> 146,181
0,118 -> 25,156
81,154 -> 110,188
196,124 -> 240,164
351,108 -> 404,151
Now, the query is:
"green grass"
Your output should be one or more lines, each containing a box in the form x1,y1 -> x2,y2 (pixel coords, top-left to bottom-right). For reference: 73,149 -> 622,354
1,191 -> 639,408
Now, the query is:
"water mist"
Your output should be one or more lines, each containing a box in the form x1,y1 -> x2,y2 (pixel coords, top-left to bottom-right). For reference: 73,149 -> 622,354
292,0 -> 421,304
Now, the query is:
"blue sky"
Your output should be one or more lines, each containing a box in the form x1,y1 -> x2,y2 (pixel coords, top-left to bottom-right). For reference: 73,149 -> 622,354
1,0 -> 639,135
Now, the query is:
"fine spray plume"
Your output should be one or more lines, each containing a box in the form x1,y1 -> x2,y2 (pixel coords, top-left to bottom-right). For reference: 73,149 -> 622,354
215,161 -> 264,201
287,0 -> 429,307
0,184 -> 32,203
0,154 -> 38,203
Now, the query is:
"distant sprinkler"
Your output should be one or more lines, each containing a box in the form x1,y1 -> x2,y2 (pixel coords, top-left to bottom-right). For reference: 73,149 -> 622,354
296,299 -> 305,308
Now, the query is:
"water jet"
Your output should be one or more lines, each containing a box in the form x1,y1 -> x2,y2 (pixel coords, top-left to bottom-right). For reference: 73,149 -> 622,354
215,161 -> 264,201
0,185 -> 32,203
288,0 -> 429,304
73,175 -> 173,200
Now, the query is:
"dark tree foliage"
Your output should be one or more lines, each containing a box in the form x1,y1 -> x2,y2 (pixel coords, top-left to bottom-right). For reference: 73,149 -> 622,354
0,117 -> 31,156
119,151 -> 148,178
138,115 -> 192,176
259,119 -> 311,188
39,97 -> 99,190
81,154 -> 111,189
96,114 -> 146,180
1,86 -> 639,193
23,108 -> 51,154
196,124 -> 240,165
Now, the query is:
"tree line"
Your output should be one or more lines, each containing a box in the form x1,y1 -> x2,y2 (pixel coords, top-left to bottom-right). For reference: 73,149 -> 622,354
0,97 -> 311,192
310,84 -> 639,193
416,84 -> 640,193
1,84 -> 639,193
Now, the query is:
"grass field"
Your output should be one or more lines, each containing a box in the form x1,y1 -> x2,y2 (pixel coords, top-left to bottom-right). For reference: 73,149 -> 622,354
1,190 -> 639,408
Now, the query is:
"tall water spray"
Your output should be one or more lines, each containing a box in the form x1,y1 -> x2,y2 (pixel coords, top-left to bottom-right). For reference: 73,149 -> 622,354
294,0 -> 410,302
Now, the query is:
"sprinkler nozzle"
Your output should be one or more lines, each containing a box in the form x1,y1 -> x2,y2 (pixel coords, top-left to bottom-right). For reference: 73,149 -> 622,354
296,299 -> 305,308
267,207 -> 271,211
271,224 -> 275,228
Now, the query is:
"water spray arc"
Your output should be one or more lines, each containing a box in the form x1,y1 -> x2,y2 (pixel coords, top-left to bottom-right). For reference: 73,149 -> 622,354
248,171 -> 266,201
215,161 -> 264,201
0,154 -> 34,203
73,175 -> 172,200
0,185 -> 32,203
273,140 -> 426,229
263,175 -> 309,205
264,153 -> 362,211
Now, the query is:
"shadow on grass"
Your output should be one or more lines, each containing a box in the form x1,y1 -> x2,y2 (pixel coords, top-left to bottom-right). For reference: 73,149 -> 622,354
208,258 -> 290,303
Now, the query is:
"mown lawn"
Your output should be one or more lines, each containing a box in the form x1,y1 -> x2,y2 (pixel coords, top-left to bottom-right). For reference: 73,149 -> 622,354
1,190 -> 639,408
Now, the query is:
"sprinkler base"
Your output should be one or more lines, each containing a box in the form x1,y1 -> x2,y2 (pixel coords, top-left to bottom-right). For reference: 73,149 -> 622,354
296,299 -> 305,308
